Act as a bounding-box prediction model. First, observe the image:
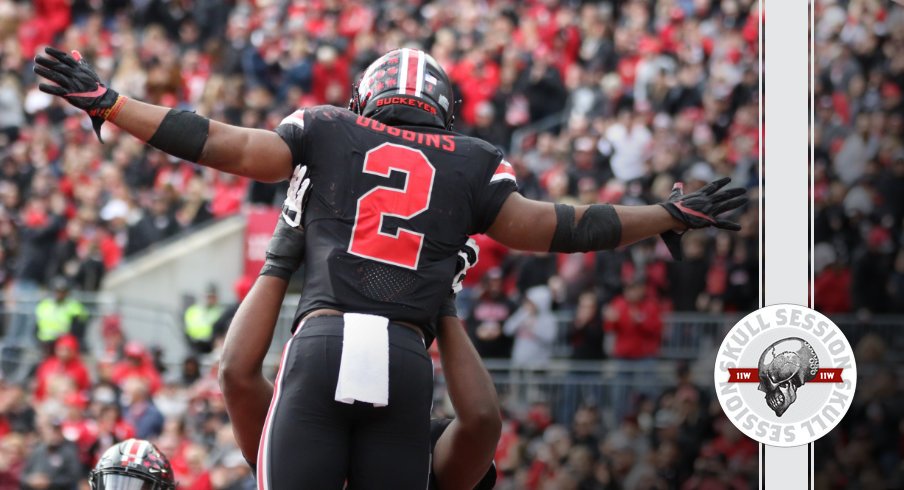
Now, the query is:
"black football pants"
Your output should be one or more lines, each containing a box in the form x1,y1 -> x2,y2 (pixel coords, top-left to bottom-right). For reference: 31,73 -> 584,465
256,316 -> 433,490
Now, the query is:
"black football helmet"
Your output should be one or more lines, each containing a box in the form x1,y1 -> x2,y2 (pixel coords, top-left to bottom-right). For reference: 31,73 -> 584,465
89,439 -> 176,490
349,48 -> 455,129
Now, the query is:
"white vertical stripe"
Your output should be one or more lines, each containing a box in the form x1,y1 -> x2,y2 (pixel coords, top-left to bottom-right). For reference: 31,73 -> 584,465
763,0 -> 810,487
398,49 -> 409,95
258,337 -> 295,490
120,440 -> 134,465
415,51 -> 425,97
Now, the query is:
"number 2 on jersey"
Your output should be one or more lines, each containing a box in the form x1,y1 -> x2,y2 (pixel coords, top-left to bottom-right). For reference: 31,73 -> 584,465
348,143 -> 435,269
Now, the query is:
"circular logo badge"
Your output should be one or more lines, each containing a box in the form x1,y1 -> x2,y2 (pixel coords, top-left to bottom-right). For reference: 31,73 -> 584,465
713,304 -> 857,447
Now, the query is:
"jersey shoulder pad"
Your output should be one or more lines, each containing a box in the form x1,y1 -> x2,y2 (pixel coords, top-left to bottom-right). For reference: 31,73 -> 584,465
278,105 -> 356,129
463,134 -> 504,161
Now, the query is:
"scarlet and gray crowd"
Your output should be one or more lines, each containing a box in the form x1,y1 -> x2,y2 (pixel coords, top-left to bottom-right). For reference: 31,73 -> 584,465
812,1 -> 904,489
0,0 -> 894,488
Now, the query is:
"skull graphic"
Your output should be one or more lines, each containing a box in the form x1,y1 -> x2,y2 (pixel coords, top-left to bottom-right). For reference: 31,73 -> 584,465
757,338 -> 819,417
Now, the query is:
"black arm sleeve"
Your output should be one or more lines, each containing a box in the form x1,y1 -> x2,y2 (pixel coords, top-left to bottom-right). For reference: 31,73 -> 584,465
548,203 -> 622,253
147,110 -> 210,162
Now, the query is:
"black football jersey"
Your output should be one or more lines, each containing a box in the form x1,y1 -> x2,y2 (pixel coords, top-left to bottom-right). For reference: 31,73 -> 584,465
275,106 -> 517,337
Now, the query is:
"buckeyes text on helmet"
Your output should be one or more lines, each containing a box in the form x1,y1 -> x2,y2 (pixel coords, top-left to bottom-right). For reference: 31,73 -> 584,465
349,48 -> 455,130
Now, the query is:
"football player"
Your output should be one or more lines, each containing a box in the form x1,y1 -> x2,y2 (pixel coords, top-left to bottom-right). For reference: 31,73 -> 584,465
89,439 -> 176,490
220,166 -> 497,489
35,47 -> 746,488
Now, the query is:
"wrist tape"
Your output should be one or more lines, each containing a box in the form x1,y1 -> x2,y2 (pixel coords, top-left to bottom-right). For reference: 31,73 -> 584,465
438,295 -> 458,319
259,220 -> 306,280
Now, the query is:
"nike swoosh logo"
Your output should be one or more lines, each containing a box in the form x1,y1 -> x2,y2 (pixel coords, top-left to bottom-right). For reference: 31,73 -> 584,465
674,202 -> 715,223
68,85 -> 106,98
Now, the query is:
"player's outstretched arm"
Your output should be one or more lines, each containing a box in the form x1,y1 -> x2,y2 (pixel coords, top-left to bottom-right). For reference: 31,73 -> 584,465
33,47 -> 292,183
219,168 -> 310,464
486,178 -> 747,254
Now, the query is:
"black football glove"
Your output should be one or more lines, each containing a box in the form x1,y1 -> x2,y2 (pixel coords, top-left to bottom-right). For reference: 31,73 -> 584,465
659,183 -> 686,260
33,47 -> 122,142
260,166 -> 311,280
659,177 -> 747,232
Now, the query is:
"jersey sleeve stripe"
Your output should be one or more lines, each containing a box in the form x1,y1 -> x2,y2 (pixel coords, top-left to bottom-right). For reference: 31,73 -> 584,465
490,160 -> 516,184
279,110 -> 305,130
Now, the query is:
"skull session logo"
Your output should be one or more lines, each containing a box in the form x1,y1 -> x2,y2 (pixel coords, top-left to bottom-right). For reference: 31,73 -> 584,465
714,305 -> 857,447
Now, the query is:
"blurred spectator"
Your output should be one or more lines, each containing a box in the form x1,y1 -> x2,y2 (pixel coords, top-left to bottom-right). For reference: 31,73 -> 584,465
97,315 -> 125,365
33,278 -> 88,353
21,417 -> 80,490
0,382 -> 35,439
813,243 -> 852,314
183,284 -> 224,355
87,404 -> 134,469
59,392 -> 94,472
125,192 -> 181,256
466,268 -> 516,359
33,335 -> 90,402
111,342 -> 162,396
122,378 -> 163,440
666,233 -> 709,311
604,280 -> 663,361
604,278 -> 664,421
851,226 -> 894,314
0,432 -> 27,489
504,285 -> 558,369
566,291 -> 605,360
888,249 -> 904,314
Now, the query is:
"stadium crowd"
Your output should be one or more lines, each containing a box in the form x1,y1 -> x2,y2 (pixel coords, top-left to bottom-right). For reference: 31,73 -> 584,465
813,0 -> 904,488
0,0 -> 891,489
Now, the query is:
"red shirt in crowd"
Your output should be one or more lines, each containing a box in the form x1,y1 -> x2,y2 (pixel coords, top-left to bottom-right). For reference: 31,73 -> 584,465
814,267 -> 852,313
34,336 -> 91,401
111,344 -> 162,394
604,294 -> 663,359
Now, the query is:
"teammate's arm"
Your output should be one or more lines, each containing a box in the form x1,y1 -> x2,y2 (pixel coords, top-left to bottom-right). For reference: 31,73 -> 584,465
431,313 -> 501,490
219,168 -> 310,463
486,178 -> 747,253
33,47 -> 292,182
218,274 -> 284,463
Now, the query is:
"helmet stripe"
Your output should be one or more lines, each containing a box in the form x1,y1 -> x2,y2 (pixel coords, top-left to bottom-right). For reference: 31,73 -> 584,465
120,440 -> 134,465
397,49 -> 409,95
414,51 -> 426,97
406,49 -> 421,96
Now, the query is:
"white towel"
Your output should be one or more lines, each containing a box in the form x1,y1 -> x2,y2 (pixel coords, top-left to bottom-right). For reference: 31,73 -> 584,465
335,313 -> 390,407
